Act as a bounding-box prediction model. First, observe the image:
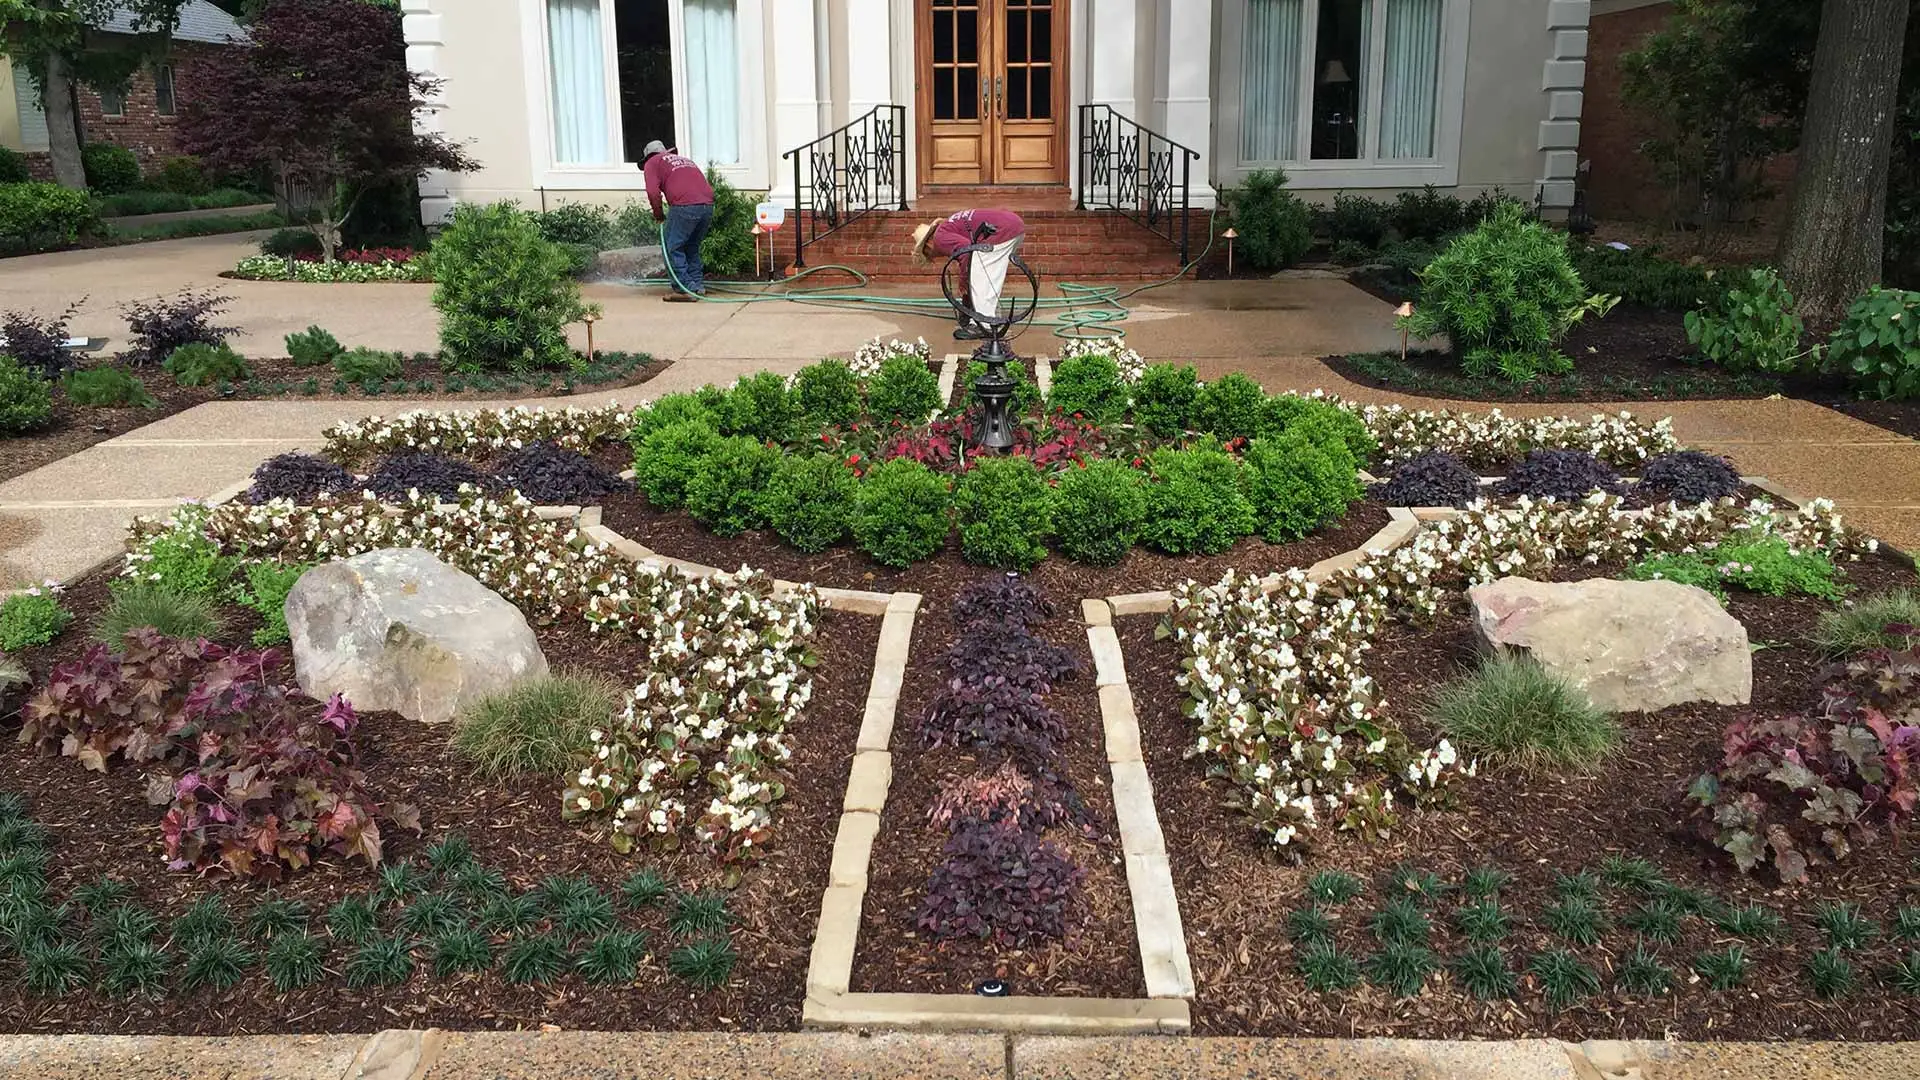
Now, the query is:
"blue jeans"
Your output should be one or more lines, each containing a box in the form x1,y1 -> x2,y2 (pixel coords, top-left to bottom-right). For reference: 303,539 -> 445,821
663,202 -> 713,293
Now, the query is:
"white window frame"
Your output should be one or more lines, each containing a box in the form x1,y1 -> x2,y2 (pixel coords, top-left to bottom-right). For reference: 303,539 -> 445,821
520,0 -> 767,191
155,64 -> 175,117
99,85 -> 126,118
1215,0 -> 1469,189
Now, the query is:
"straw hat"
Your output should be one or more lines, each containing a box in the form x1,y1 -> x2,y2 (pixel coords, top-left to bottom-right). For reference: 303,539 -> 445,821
909,220 -> 941,265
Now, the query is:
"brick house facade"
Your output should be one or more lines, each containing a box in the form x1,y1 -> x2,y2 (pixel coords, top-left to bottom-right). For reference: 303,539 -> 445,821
1579,0 -> 1798,225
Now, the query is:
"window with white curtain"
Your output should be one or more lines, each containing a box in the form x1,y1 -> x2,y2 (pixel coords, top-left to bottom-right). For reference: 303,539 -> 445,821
542,0 -> 741,169
1238,0 -> 1444,165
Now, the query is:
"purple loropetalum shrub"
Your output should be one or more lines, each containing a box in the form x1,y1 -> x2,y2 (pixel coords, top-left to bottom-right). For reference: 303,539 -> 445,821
20,629 -> 416,881
2,300 -> 84,380
117,290 -> 238,368
495,440 -> 630,504
245,452 -> 359,504
1638,450 -> 1743,505
1368,450 -> 1481,508
1685,645 -> 1920,883
925,760 -> 1081,834
1495,448 -> 1625,501
951,573 -> 1055,628
914,818 -> 1086,945
364,450 -> 494,501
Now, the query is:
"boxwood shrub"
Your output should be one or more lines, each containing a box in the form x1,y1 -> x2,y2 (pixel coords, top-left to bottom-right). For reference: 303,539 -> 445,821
762,453 -> 858,552
633,419 -> 721,509
1052,459 -> 1147,565
792,359 -> 861,429
1139,443 -> 1255,554
852,458 -> 951,566
685,435 -> 780,536
1243,429 -> 1360,543
1045,352 -> 1127,425
953,456 -> 1054,570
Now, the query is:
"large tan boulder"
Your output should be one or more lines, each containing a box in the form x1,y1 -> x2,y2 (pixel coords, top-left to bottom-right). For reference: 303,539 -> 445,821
1466,576 -> 1750,713
285,548 -> 548,724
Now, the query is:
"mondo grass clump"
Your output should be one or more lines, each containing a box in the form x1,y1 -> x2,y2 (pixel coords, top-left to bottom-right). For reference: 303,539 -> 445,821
1812,589 -> 1920,657
1286,904 -> 1336,947
92,582 -> 225,646
1617,940 -> 1673,996
1449,945 -> 1517,1000
1529,948 -> 1600,1008
1296,940 -> 1360,993
1306,870 -> 1364,905
453,672 -> 621,779
1427,654 -> 1617,772
667,936 -> 736,989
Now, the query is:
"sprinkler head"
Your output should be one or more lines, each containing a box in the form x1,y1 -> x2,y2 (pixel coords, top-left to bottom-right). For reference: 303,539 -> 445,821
973,979 -> 1010,997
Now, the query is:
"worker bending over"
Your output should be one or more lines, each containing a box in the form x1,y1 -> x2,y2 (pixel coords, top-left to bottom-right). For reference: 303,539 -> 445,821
911,208 -> 1027,340
642,139 -> 715,301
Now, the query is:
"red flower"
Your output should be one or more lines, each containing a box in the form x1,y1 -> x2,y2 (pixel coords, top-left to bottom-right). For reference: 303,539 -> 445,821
1132,457 -> 1145,468
848,453 -> 862,464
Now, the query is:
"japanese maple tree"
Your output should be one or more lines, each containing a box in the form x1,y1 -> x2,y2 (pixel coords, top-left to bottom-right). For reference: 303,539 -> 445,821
178,0 -> 474,261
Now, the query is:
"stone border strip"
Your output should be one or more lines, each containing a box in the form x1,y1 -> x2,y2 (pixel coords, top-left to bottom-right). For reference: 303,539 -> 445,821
1083,599 -> 1194,1002
801,590 -> 1192,1035
1033,355 -> 1053,396
937,354 -> 961,409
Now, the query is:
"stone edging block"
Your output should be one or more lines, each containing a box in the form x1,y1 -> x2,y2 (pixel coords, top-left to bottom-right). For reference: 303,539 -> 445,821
1080,597 -> 1112,627
1033,355 -> 1053,396
1087,626 -> 1126,687
843,752 -> 892,814
827,811 -> 880,890
936,355 -> 960,414
802,992 -> 1190,1035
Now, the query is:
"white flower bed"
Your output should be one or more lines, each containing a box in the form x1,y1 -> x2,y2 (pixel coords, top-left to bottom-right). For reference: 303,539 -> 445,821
1335,400 -> 1682,468
321,404 -> 638,464
849,334 -> 932,378
125,489 -> 820,861
1167,491 -> 1876,852
233,254 -> 432,283
1057,337 -> 1147,384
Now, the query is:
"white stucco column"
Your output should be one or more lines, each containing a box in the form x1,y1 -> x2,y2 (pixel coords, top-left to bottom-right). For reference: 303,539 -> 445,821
770,0 -> 821,204
843,0 -> 893,118
1088,0 -> 1136,110
1161,0 -> 1215,205
400,0 -> 454,224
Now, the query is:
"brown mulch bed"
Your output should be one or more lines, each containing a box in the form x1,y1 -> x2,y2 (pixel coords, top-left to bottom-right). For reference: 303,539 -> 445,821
848,584 -> 1142,999
1323,305 -> 1920,441
1120,552 -> 1920,1040
598,493 -> 1392,615
0,568 -> 876,1035
1,356 -> 670,487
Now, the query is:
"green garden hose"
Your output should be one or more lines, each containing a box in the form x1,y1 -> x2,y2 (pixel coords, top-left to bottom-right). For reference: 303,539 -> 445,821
638,207 -> 1219,342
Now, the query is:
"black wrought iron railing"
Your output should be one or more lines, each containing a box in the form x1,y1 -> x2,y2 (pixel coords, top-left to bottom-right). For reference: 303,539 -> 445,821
1075,104 -> 1201,263
780,104 -> 909,268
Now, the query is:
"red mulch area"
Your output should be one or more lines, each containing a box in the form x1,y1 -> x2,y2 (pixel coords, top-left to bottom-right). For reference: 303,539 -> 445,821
597,494 -> 1392,614
1120,552 -> 1920,1039
0,358 -> 671,487
0,568 -> 876,1034
848,586 -> 1142,999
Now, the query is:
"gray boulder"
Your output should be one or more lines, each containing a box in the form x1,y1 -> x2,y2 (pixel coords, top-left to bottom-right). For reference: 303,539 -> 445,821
586,245 -> 667,283
285,548 -> 548,724
1467,576 -> 1750,713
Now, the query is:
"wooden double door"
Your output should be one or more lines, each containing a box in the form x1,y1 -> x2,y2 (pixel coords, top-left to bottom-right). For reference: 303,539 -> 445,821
916,0 -> 1068,185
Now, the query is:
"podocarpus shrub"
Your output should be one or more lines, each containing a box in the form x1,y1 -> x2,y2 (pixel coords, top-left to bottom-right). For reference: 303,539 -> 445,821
1831,286 -> 1920,400
0,183 -> 99,254
1194,372 -> 1269,442
685,436 -> 780,536
1131,362 -> 1199,437
333,347 -> 403,383
286,325 -> 344,368
792,359 -> 861,429
761,453 -> 858,552
953,456 -> 1054,570
1139,444 -> 1256,555
432,201 -> 587,373
1231,169 -> 1314,271
852,458 -> 951,566
1683,267 -> 1809,376
1401,203 -> 1593,380
1569,244 -> 1723,312
1045,352 -> 1128,425
1243,429 -> 1360,543
867,351 -> 941,424
632,419 -> 721,509
81,144 -> 141,193
61,367 -> 155,408
720,371 -> 798,443
0,358 -> 54,434
1052,459 -> 1147,565
164,343 -> 252,387
20,630 -> 416,878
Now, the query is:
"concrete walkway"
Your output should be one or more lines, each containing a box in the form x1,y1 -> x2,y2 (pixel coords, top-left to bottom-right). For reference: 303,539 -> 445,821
2,1030 -> 1914,1080
3,234 -> 1919,588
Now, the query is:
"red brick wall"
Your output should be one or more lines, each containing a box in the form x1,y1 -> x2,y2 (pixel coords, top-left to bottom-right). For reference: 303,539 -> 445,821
22,41 -> 238,178
1580,1 -> 1798,226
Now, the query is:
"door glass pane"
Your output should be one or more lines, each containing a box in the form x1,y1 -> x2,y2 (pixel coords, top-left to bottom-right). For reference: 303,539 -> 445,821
1007,7 -> 1028,63
1310,0 -> 1364,160
934,9 -> 954,62
958,8 -> 977,62
1380,0 -> 1440,158
1240,0 -> 1303,163
1032,10 -> 1051,60
614,0 -> 672,163
1009,68 -> 1029,118
936,69 -> 956,119
1029,66 -> 1051,119
958,65 -> 978,119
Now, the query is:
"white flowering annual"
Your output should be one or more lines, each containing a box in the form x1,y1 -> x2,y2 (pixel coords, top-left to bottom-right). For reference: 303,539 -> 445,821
123,488 -> 821,862
1280,392 -> 1681,469
1056,337 -> 1147,384
321,404 -> 637,465
1167,490 -> 1875,852
848,334 -> 932,379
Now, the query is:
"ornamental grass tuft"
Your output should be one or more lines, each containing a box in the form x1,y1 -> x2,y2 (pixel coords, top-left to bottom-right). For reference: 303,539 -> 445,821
1427,654 -> 1617,772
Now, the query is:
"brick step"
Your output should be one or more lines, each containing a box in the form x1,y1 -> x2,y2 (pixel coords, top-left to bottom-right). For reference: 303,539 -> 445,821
789,256 -> 1188,280
803,239 -> 1181,257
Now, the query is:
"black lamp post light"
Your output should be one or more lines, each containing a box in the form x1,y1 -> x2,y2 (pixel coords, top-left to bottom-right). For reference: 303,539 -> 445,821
939,227 -> 1040,452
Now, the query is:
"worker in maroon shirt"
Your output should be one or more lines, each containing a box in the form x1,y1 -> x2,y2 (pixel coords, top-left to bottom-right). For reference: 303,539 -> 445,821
911,208 -> 1026,340
642,139 -> 716,301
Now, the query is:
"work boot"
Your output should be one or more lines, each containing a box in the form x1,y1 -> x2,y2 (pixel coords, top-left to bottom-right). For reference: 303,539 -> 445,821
663,293 -> 696,303
954,322 -> 989,341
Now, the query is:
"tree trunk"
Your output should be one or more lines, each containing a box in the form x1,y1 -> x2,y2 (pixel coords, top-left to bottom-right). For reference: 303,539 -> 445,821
1777,0 -> 1911,324
40,52 -> 87,190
